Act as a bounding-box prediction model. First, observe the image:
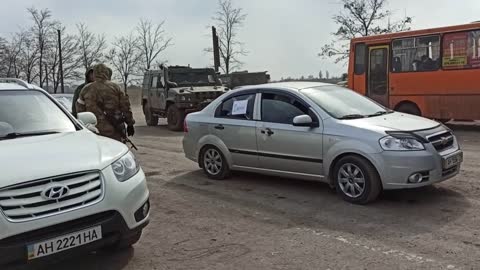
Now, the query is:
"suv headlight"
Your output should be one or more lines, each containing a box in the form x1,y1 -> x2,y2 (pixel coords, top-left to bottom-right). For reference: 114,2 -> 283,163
379,135 -> 425,151
112,151 -> 140,182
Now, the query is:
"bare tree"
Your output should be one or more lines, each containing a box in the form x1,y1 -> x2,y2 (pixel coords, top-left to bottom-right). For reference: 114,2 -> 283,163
209,0 -> 247,74
17,31 -> 40,83
0,37 -> 8,77
326,71 -> 330,79
27,7 -> 57,87
4,33 -> 26,78
319,0 -> 412,63
136,19 -> 172,70
76,23 -> 107,70
318,70 -> 323,79
107,33 -> 142,93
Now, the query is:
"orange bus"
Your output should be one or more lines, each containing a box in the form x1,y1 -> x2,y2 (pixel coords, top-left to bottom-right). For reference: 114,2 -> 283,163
347,22 -> 480,121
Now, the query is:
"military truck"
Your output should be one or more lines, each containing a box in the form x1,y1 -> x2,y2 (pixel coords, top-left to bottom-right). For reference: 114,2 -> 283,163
219,71 -> 270,89
142,65 -> 227,131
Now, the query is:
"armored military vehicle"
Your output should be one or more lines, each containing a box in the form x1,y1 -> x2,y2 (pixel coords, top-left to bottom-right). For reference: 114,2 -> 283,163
142,65 -> 227,131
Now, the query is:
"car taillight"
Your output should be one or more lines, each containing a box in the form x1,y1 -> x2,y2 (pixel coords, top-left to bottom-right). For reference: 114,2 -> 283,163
183,120 -> 188,133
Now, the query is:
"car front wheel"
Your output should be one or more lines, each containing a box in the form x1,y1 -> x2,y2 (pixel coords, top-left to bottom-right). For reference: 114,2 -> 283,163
333,155 -> 382,204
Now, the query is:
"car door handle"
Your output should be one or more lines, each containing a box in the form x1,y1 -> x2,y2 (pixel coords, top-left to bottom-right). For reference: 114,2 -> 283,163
214,124 -> 224,130
261,128 -> 274,136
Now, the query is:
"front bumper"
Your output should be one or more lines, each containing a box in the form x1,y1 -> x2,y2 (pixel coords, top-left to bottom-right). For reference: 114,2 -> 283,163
371,146 -> 463,190
0,168 -> 150,266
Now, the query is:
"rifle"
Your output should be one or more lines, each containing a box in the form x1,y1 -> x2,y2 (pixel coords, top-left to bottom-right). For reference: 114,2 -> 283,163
124,134 -> 138,151
104,111 -> 138,150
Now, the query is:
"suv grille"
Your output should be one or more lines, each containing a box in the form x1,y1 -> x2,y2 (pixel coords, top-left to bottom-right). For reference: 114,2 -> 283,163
428,131 -> 454,152
0,172 -> 103,222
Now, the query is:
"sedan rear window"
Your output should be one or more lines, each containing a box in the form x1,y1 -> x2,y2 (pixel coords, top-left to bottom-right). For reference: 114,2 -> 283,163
216,94 -> 255,120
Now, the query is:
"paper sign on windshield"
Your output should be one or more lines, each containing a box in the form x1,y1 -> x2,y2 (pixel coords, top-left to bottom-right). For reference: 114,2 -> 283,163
232,100 -> 248,115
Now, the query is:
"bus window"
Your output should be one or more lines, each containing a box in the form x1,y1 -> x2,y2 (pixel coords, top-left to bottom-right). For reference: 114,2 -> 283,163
392,35 -> 440,72
354,43 -> 366,75
443,30 -> 480,69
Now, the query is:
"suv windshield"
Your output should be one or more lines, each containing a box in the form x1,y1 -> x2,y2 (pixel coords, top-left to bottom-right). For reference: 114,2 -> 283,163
0,91 -> 77,139
301,86 -> 389,119
169,70 -> 218,86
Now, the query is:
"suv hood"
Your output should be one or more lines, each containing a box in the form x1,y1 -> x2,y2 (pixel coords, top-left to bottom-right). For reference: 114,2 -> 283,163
344,112 -> 440,132
0,131 -> 128,188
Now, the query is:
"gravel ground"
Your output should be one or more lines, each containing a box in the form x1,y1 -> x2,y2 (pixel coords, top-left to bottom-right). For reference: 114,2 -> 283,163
16,106 -> 480,270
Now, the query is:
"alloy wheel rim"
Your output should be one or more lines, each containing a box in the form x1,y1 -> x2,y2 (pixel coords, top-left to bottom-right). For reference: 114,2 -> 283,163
338,163 -> 366,198
204,149 -> 222,175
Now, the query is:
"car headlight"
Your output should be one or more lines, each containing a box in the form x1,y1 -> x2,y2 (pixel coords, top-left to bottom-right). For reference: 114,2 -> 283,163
180,96 -> 186,101
112,151 -> 140,182
379,135 -> 425,151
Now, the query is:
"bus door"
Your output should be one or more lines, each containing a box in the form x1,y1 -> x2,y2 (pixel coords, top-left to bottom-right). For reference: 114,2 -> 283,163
367,45 -> 389,107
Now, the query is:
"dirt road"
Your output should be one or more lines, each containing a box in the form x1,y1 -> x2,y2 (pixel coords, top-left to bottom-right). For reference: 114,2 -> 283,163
21,108 -> 480,270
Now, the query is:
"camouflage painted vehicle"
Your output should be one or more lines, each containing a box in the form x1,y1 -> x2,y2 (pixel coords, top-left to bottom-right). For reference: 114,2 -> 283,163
219,71 -> 270,89
142,65 -> 227,131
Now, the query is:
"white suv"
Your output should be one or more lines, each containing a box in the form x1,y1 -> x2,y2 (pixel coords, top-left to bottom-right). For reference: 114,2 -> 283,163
0,79 -> 150,266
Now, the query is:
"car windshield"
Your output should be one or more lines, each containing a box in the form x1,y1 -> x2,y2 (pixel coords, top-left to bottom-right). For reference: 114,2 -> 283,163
300,86 -> 389,119
0,91 -> 77,139
169,70 -> 217,86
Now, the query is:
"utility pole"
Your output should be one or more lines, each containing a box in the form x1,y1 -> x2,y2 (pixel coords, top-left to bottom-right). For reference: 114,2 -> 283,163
57,29 -> 65,93
212,26 -> 220,73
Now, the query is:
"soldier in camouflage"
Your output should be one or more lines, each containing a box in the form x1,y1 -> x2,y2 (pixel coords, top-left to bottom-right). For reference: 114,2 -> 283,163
72,68 -> 94,117
76,64 -> 135,142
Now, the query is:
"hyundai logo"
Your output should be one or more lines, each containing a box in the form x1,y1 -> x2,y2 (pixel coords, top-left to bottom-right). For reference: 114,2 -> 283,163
41,184 -> 70,200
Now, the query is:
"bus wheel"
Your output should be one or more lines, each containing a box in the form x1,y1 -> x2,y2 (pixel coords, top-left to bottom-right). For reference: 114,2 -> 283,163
396,103 -> 421,116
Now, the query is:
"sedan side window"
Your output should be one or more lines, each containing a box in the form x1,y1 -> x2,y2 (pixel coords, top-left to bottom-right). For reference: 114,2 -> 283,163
261,93 -> 308,124
216,94 -> 256,120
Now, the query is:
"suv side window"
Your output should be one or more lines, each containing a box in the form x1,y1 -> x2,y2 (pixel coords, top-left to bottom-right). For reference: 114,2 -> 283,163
216,94 -> 255,120
261,93 -> 308,124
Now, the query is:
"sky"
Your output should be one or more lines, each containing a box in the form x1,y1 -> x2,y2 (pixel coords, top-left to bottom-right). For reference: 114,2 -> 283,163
1,0 -> 479,80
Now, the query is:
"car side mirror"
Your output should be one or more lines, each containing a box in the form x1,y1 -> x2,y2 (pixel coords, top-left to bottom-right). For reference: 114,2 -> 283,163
293,115 -> 313,127
77,112 -> 99,133
77,112 -> 97,126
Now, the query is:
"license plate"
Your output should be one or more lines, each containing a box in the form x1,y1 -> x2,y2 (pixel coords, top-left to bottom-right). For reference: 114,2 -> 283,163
443,152 -> 463,169
27,226 -> 102,260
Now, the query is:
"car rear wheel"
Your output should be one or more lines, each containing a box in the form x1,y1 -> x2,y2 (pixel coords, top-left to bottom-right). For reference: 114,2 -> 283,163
201,146 -> 230,180
144,105 -> 158,126
167,104 -> 185,131
333,155 -> 382,204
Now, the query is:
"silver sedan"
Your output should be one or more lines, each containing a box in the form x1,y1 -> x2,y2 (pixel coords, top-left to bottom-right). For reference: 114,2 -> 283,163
183,82 -> 463,204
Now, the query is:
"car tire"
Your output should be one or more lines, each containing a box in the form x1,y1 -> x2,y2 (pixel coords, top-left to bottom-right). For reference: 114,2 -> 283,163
167,104 -> 185,131
106,231 -> 142,251
333,155 -> 382,204
396,103 -> 421,116
144,105 -> 158,126
200,146 -> 230,180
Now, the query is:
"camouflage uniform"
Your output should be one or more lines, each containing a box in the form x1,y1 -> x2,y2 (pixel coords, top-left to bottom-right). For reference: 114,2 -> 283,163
72,68 -> 94,117
76,64 -> 135,142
